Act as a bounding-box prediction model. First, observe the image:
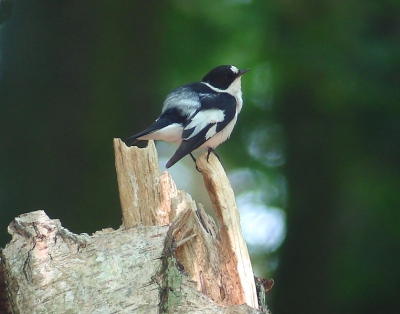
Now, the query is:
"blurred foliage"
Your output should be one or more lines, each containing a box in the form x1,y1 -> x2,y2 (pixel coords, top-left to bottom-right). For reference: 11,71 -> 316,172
1,1 -> 399,313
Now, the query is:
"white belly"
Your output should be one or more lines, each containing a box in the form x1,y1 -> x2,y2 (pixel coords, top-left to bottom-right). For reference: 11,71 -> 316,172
199,115 -> 237,149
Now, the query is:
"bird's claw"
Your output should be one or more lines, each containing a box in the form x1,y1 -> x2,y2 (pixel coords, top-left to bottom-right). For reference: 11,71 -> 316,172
190,153 -> 201,172
206,148 -> 220,163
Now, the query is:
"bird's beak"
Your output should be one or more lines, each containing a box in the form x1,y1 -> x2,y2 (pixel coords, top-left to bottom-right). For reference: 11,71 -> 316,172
238,68 -> 250,76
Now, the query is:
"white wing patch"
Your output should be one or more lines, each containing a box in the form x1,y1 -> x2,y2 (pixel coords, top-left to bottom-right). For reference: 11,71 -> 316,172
205,124 -> 218,140
185,109 -> 225,140
200,115 -> 238,149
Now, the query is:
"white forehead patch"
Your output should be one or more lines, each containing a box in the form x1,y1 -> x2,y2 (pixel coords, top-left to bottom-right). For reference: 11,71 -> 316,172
230,66 -> 239,74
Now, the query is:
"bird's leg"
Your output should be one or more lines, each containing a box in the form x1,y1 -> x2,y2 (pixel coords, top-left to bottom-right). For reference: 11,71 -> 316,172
189,153 -> 197,163
190,153 -> 201,172
206,147 -> 220,163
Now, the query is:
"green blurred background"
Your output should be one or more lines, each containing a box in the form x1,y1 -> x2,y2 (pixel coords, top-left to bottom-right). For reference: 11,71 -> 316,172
1,1 -> 399,313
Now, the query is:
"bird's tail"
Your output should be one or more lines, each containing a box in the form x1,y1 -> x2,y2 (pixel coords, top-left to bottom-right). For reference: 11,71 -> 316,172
124,126 -> 157,147
165,138 -> 204,168
124,136 -> 139,147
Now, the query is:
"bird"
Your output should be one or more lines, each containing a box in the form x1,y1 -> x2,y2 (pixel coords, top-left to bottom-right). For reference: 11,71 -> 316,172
125,65 -> 249,168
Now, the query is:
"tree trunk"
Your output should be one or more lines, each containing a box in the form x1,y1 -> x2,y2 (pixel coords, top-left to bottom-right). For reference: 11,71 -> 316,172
0,139 -> 269,313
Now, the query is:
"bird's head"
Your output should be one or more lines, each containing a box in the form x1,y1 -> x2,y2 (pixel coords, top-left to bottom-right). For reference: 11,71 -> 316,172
202,65 -> 249,91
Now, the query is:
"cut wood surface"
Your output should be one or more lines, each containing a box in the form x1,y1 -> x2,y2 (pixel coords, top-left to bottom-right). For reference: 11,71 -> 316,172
0,139 -> 267,313
114,140 -> 163,227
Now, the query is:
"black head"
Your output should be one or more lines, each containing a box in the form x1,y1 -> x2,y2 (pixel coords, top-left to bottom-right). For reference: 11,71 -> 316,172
202,65 -> 249,90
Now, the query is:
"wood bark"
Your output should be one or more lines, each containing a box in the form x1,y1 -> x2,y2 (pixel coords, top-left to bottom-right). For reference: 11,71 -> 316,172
0,139 -> 269,313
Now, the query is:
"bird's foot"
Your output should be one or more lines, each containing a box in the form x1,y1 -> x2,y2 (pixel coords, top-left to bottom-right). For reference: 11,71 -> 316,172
190,153 -> 201,172
206,148 -> 220,163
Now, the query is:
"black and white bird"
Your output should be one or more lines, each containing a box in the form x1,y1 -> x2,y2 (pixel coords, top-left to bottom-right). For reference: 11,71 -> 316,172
125,65 -> 249,168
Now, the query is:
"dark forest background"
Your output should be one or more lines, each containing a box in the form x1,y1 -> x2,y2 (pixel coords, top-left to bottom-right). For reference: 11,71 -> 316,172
1,1 -> 399,313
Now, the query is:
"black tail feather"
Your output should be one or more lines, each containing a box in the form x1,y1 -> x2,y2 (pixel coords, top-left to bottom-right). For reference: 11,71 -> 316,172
124,136 -> 139,147
166,139 -> 203,168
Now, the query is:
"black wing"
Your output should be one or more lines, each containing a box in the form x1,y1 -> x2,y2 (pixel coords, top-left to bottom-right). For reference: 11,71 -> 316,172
126,82 -> 208,146
125,107 -> 186,146
165,92 -> 236,168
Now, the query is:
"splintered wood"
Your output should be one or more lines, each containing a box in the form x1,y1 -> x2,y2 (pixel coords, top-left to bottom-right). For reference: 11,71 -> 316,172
0,139 -> 262,314
114,139 -> 258,308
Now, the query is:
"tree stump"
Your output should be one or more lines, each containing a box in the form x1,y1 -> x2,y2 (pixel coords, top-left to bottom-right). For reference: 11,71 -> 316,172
0,139 -> 269,313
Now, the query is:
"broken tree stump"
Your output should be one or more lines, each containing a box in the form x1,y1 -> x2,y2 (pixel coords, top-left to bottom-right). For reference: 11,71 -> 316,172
0,139 -> 267,313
